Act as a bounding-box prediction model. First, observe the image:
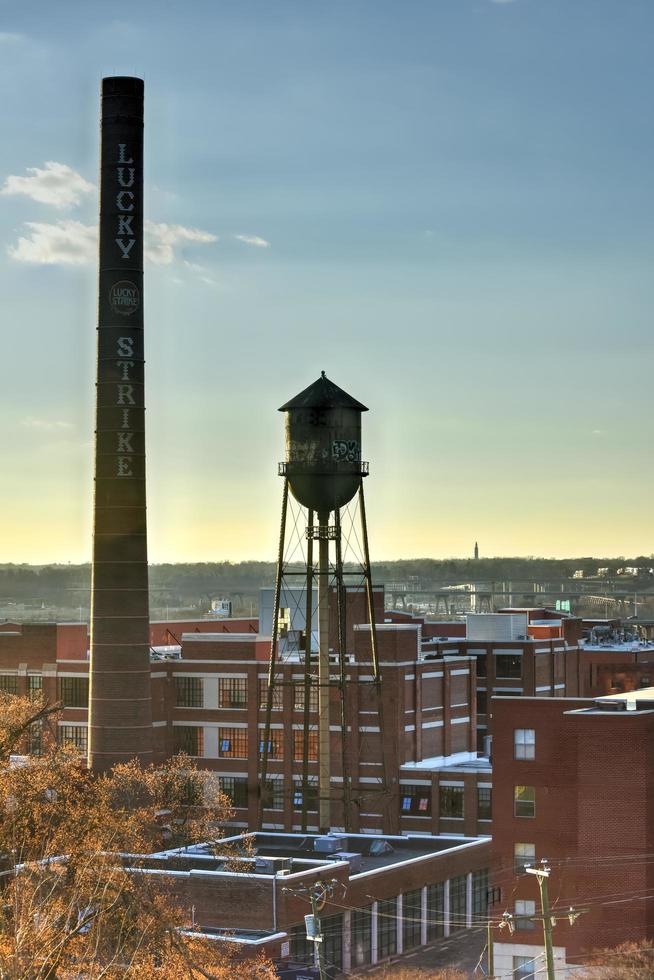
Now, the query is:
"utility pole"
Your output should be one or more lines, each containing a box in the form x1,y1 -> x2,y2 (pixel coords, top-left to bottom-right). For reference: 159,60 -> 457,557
487,918 -> 494,979
526,861 -> 555,980
497,863 -> 586,980
309,886 -> 327,980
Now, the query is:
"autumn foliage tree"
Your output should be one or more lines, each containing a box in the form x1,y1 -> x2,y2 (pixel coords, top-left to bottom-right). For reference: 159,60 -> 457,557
0,693 -> 275,979
577,940 -> 654,979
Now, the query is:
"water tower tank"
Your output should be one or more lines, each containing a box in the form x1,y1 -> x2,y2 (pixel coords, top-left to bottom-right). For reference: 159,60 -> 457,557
279,372 -> 368,516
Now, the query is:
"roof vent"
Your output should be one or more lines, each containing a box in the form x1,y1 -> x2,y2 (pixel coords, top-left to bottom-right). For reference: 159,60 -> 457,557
369,839 -> 394,856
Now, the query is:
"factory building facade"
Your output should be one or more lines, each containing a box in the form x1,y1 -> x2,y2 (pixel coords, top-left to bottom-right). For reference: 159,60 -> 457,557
490,691 -> 654,977
127,830 -> 492,975
0,600 -> 494,836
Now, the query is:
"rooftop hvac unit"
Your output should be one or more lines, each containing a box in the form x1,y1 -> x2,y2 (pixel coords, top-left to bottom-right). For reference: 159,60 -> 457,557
254,857 -> 290,874
333,851 -> 362,873
314,834 -> 346,854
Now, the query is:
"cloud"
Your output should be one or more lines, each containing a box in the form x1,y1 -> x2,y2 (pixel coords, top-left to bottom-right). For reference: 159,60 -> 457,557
8,219 -> 217,266
234,234 -> 270,248
1,162 -> 95,210
8,220 -> 97,264
0,32 -> 24,43
145,221 -> 217,264
21,417 -> 73,432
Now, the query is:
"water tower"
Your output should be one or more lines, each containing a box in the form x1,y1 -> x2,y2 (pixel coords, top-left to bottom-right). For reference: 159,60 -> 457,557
259,373 -> 387,833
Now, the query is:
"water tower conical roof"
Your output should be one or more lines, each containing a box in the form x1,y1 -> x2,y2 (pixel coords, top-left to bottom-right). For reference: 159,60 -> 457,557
279,372 -> 368,412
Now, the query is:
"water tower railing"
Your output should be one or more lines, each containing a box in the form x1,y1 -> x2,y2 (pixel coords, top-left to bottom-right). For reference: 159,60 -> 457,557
277,461 -> 369,477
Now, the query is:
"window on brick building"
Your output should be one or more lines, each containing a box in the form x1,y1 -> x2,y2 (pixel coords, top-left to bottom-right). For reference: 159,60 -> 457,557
292,778 -> 318,812
402,888 -> 422,950
293,679 -> 318,712
400,784 -> 432,816
0,675 -> 18,695
514,843 -> 535,874
513,955 -> 538,979
495,654 -> 522,679
376,898 -> 397,958
218,776 -> 248,809
218,727 -> 247,758
289,924 -> 312,965
351,905 -> 372,967
28,720 -> 43,756
426,882 -> 444,940
58,676 -> 89,708
439,785 -> 464,819
449,874 -> 467,932
514,785 -> 536,818
472,869 -> 489,919
28,675 -> 42,700
174,726 -> 204,757
515,899 -> 536,930
476,690 -> 487,714
322,913 -> 343,972
258,729 -> 283,760
514,728 -> 535,760
477,787 -> 492,821
293,728 -> 318,762
175,676 -> 203,708
58,725 -> 87,754
258,678 -> 283,711
261,778 -> 284,810
218,677 -> 247,709
475,654 -> 487,677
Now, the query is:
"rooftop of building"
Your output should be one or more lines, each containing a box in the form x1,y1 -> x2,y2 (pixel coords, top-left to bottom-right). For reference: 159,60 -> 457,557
147,830 -> 485,880
402,752 -> 491,775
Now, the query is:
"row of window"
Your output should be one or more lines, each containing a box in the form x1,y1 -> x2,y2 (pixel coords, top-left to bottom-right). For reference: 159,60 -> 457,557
174,676 -> 319,712
290,871 -> 489,968
173,726 -> 319,761
473,654 -> 522,679
0,674 -> 83,705
400,784 -> 492,821
218,776 -> 319,811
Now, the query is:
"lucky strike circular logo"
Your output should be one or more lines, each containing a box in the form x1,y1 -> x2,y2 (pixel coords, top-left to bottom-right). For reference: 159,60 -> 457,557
109,280 -> 140,316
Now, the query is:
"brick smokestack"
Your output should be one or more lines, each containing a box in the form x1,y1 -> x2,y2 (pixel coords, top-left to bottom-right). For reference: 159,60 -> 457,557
88,77 -> 152,771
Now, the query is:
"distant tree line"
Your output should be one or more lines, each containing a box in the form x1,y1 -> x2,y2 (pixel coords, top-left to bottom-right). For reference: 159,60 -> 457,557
1,556 -> 653,611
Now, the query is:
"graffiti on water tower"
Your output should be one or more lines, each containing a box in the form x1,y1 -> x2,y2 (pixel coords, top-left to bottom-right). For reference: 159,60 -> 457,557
331,440 -> 361,463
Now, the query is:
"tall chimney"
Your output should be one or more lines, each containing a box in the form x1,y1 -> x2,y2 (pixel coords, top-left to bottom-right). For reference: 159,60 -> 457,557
88,77 -> 152,771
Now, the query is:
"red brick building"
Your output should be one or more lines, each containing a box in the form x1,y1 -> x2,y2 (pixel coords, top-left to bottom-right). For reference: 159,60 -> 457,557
136,829 -> 492,975
490,691 -> 654,976
420,610 -> 583,752
0,609 -> 491,836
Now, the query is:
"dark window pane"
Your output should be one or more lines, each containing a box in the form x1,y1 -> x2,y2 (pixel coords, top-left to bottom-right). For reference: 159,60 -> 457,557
377,898 -> 397,959
495,654 -> 522,679
449,874 -> 467,932
58,676 -> 89,707
402,888 -> 422,950
426,882 -> 444,940
440,786 -> 464,819
477,787 -> 492,820
175,676 -> 204,708
351,906 -> 372,967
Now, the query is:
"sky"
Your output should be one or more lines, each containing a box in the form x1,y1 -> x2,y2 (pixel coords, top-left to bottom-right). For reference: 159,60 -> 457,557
1,0 -> 653,563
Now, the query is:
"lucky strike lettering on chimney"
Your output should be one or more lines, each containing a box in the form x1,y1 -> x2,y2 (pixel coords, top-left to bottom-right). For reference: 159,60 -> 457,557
112,142 -> 139,478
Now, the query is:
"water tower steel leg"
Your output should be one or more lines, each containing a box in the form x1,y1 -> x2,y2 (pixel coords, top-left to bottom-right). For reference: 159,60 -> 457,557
358,481 -> 392,832
334,509 -> 351,831
301,508 -> 315,834
259,478 -> 289,829
318,510 -> 332,833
